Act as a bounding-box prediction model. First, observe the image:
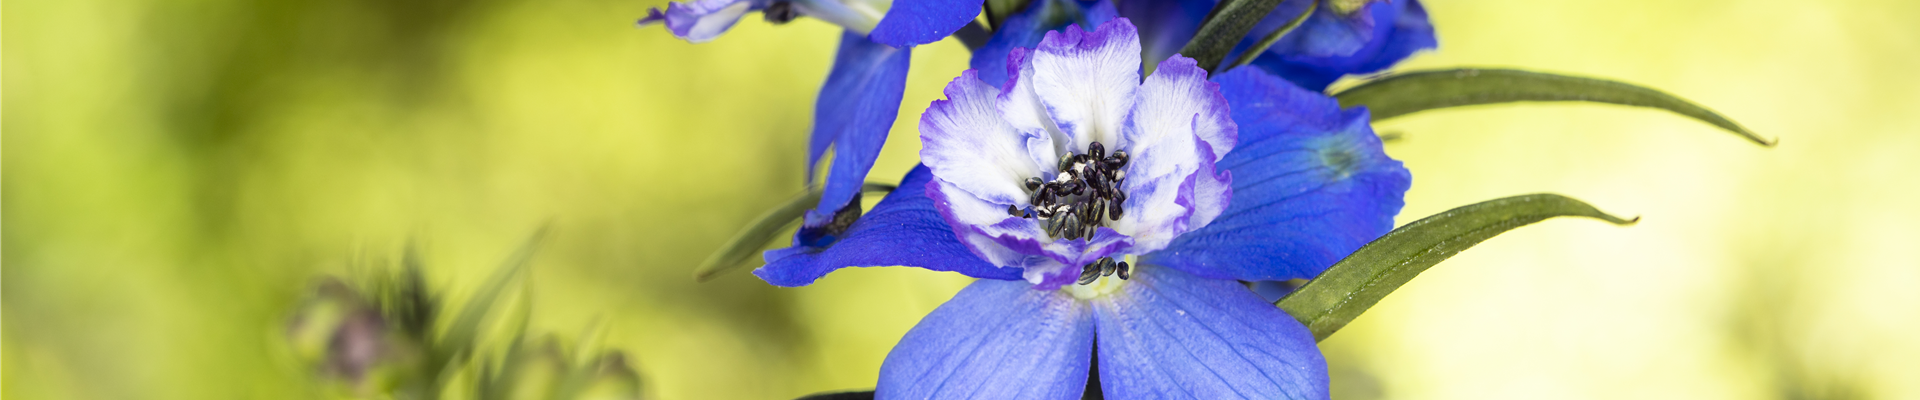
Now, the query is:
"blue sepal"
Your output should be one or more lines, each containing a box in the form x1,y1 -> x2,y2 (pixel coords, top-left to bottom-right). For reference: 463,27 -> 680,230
869,0 -> 986,47
1251,0 -> 1436,91
806,32 -> 914,232
759,165 -> 1025,287
877,278 -> 1094,400
1091,265 -> 1330,399
1143,67 -> 1409,282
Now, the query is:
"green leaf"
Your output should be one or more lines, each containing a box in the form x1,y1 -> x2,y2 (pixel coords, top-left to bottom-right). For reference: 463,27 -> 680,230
1178,0 -> 1288,73
1333,68 -> 1774,146
440,228 -> 547,360
1276,194 -> 1638,341
691,184 -> 896,282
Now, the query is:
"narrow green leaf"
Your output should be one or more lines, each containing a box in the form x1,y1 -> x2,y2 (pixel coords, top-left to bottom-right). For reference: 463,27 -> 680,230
1276,194 -> 1638,341
692,184 -> 896,282
441,228 -> 547,359
1333,68 -> 1774,146
1178,0 -> 1287,73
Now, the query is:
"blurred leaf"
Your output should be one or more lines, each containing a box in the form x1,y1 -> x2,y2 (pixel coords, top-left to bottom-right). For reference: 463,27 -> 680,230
692,184 -> 896,282
440,228 -> 548,363
1276,194 -> 1638,341
1333,68 -> 1774,146
393,251 -> 440,339
551,319 -> 608,399
1179,0 -> 1288,72
570,352 -> 645,400
1228,0 -> 1317,70
794,390 -> 875,400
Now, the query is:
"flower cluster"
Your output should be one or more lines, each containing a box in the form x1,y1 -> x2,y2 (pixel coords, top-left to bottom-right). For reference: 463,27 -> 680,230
642,0 -> 1452,398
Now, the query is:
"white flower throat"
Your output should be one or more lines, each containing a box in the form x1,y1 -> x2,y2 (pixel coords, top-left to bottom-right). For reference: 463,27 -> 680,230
1006,141 -> 1134,285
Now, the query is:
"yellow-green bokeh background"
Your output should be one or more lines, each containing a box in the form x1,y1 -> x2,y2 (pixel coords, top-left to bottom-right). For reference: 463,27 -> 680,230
6,0 -> 1918,398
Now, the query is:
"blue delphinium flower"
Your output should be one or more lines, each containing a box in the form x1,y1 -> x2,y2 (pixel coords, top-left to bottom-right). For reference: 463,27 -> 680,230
1120,0 -> 1437,91
638,0 -> 983,245
758,18 -> 1410,398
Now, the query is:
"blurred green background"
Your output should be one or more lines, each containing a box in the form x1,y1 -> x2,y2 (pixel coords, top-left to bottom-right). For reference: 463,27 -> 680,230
6,0 -> 1918,398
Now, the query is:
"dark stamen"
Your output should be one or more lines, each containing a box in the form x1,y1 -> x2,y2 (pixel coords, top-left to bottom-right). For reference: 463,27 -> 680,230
1107,197 -> 1125,220
1012,141 -> 1140,285
1075,257 -> 1129,285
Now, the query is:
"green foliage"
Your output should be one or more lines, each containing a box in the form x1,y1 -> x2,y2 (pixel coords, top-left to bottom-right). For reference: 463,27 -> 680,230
285,232 -> 645,400
1332,68 -> 1775,146
1276,194 -> 1638,341
693,190 -> 822,282
438,229 -> 547,369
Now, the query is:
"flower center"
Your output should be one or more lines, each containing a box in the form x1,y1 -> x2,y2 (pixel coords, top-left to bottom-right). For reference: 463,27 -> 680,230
1005,141 -> 1133,286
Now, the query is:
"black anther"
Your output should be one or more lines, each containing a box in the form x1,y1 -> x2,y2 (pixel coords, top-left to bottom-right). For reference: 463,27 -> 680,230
1077,264 -> 1102,285
1089,142 -> 1105,160
1115,261 -> 1131,280
1025,177 -> 1044,191
1062,214 -> 1082,240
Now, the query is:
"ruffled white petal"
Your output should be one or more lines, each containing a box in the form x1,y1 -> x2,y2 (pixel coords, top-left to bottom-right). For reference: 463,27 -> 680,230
921,70 -> 1046,205
1028,19 -> 1141,153
1110,55 -> 1237,252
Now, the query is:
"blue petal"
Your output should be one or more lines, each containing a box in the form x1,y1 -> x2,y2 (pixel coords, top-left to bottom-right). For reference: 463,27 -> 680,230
1143,67 -> 1409,282
1259,0 -> 1376,59
1251,0 -> 1436,91
758,165 -> 1024,287
878,278 -> 1094,400
1091,265 -> 1329,399
805,32 -> 913,231
869,0 -> 985,47
970,0 -> 1118,87
1111,0 -> 1211,68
